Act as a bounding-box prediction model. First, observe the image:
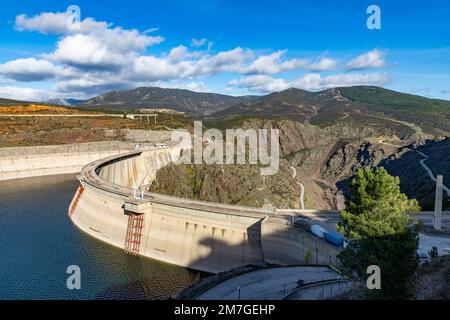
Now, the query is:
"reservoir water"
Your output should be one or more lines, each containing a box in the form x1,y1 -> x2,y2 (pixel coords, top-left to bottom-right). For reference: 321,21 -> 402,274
0,174 -> 203,300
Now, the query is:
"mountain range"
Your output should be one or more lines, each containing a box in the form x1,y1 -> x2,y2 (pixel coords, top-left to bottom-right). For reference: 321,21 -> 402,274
3,85 -> 450,136
81,87 -> 257,116
78,86 -> 450,136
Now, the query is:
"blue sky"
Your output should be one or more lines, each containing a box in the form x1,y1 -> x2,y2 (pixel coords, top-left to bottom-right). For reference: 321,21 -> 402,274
0,0 -> 449,101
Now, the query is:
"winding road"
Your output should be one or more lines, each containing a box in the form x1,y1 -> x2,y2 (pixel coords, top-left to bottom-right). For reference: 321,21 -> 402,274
378,139 -> 450,197
195,266 -> 341,300
290,165 -> 305,210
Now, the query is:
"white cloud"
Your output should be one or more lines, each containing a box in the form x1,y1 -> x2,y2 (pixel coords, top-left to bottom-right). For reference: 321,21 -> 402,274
129,47 -> 253,81
17,12 -> 164,71
183,81 -> 207,92
346,49 -> 386,70
228,75 -> 290,93
144,28 -> 159,34
191,38 -> 207,47
243,50 -> 307,74
242,52 -> 338,74
295,72 -> 389,90
129,48 -> 339,83
0,58 -> 61,81
46,34 -> 131,69
55,77 -> 132,95
15,12 -> 69,35
44,25 -> 163,70
191,38 -> 213,50
229,72 -> 389,93
0,86 -> 52,101
167,45 -> 202,62
308,57 -> 338,71
4,11 -> 390,100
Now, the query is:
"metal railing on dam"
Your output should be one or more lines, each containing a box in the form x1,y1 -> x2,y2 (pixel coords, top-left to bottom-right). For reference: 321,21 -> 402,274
69,147 -> 342,274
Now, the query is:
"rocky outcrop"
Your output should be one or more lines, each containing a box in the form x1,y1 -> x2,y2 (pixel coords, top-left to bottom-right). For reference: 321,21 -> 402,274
150,160 -> 302,209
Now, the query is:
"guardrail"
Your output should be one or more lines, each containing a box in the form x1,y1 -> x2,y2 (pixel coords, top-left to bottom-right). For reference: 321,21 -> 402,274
283,278 -> 353,300
79,148 -> 275,219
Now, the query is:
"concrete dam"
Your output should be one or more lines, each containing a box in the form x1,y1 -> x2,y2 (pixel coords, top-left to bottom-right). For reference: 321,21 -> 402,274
68,146 -> 340,274
0,142 -> 136,181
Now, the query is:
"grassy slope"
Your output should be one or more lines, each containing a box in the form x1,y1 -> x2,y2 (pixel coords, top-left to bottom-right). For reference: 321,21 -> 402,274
339,86 -> 450,134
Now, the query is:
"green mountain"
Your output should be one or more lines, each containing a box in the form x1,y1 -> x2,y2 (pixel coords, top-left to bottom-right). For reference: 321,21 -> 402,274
210,86 -> 450,136
338,86 -> 450,134
82,87 -> 257,116
0,97 -> 33,106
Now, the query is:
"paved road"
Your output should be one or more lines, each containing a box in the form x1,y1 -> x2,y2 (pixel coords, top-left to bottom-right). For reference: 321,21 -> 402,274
364,113 -> 425,136
285,280 -> 353,300
418,233 -> 450,257
278,209 -> 450,226
378,139 -> 450,197
195,266 -> 340,300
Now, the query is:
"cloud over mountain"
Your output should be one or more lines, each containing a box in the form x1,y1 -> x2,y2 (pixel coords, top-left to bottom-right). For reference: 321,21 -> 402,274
346,49 -> 386,70
0,11 -> 389,100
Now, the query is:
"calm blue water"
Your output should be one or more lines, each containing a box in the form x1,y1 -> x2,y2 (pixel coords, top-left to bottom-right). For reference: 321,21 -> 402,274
0,174 -> 203,300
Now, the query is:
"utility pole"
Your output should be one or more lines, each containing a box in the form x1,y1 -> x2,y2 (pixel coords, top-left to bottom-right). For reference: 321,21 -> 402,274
434,175 -> 443,230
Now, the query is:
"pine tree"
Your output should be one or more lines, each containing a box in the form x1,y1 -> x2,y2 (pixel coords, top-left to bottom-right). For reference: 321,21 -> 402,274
337,167 -> 420,299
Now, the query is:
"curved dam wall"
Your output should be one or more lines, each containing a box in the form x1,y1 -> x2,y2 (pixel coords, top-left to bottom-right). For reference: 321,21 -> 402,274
69,148 -> 340,274
0,142 -> 135,181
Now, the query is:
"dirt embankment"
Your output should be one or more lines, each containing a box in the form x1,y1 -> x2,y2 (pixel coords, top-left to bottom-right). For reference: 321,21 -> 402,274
0,113 -> 191,147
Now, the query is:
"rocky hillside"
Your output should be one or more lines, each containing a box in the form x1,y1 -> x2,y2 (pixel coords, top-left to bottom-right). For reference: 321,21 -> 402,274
381,138 -> 450,210
150,116 -> 449,210
150,119 -> 407,210
149,161 -> 303,210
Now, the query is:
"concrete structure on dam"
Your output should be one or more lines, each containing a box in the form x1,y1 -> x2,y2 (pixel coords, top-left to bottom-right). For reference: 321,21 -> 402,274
0,142 -> 136,181
68,146 -> 341,274
0,130 -> 173,182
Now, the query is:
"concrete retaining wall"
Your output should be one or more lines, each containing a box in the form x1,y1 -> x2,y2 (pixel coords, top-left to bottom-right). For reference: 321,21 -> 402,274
261,217 -> 340,266
0,142 -> 135,181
